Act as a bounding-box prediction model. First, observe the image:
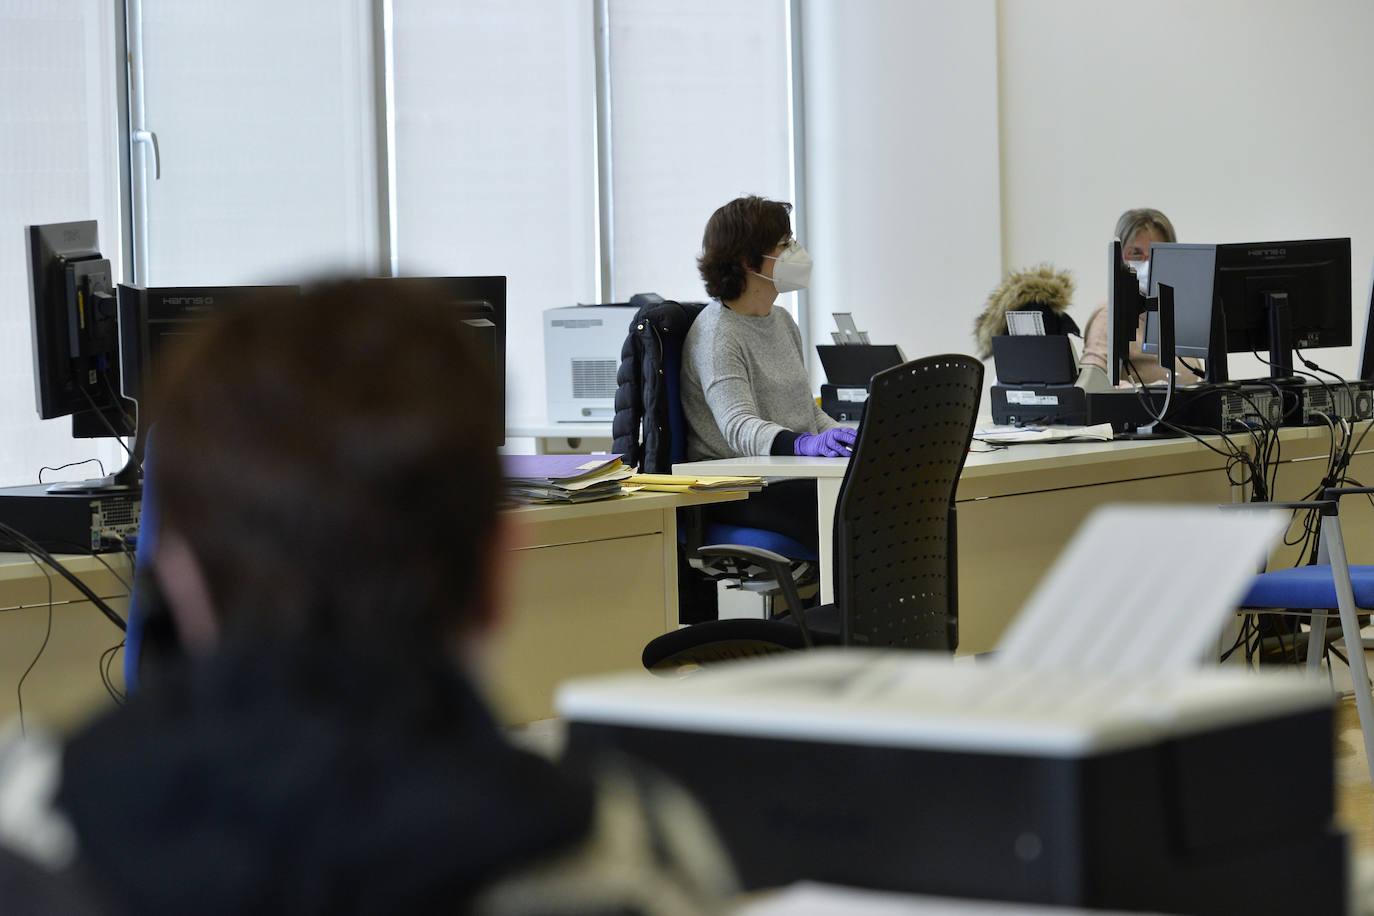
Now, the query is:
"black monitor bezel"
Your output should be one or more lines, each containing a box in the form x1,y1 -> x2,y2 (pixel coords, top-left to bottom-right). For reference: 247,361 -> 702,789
1106,238 -> 1145,386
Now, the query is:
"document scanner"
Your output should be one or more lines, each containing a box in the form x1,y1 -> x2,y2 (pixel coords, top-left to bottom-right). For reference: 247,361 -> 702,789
559,651 -> 1341,914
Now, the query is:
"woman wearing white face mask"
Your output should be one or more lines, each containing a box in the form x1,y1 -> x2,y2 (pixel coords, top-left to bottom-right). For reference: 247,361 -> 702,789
680,195 -> 852,554
1080,208 -> 1201,386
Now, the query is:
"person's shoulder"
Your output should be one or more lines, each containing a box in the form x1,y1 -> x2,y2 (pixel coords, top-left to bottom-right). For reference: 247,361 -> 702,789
685,301 -> 724,336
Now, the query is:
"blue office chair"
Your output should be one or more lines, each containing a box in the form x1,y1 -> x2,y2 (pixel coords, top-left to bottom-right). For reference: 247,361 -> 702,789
642,355 -> 984,670
612,296 -> 819,622
1231,488 -> 1374,786
122,430 -> 157,693
122,427 -> 181,693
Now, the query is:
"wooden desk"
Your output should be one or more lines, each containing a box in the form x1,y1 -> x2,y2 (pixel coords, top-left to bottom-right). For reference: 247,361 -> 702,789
484,489 -> 746,723
0,490 -> 746,730
676,433 -> 1247,654
0,552 -> 132,732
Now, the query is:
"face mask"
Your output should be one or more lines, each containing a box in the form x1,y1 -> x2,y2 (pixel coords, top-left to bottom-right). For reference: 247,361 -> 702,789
759,242 -> 813,293
1126,259 -> 1150,296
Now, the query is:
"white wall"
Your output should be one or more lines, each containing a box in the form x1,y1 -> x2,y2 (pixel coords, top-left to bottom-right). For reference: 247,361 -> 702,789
801,0 -> 1002,379
997,0 -> 1374,380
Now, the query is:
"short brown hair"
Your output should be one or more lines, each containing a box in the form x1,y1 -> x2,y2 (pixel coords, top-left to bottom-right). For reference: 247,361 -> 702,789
149,280 -> 503,653
697,196 -> 793,301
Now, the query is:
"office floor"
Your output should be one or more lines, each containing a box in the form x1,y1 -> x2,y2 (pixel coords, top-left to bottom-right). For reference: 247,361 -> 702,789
1338,695 -> 1374,855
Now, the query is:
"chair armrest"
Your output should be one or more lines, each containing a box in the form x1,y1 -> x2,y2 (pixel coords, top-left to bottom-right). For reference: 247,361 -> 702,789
696,544 -> 813,648
1323,486 -> 1374,502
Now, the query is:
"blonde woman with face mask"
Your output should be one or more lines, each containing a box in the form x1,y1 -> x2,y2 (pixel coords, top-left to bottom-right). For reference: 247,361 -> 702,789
1080,208 -> 1201,387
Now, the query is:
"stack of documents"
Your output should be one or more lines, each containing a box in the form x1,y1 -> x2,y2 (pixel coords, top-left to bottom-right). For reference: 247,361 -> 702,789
502,454 -> 633,504
624,473 -> 764,494
974,423 -> 1114,444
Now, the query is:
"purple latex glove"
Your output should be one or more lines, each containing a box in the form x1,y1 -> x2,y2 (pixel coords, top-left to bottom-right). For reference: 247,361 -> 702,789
794,426 -> 857,457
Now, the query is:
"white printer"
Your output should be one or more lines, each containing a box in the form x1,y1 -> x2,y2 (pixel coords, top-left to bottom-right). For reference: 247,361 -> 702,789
543,303 -> 639,422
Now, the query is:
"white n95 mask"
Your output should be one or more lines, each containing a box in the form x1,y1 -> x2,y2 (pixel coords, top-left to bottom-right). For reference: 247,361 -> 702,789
1126,259 -> 1150,296
763,242 -> 813,293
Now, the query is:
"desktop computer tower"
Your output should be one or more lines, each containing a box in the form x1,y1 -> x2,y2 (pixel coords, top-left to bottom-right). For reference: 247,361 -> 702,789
1295,379 -> 1374,425
0,484 -> 140,553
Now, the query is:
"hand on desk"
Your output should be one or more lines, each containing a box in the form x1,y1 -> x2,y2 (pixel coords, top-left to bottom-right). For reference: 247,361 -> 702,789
795,427 -> 857,457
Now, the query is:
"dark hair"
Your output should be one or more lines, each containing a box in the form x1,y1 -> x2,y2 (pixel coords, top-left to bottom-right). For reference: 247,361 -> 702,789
697,196 -> 793,301
148,280 -> 503,654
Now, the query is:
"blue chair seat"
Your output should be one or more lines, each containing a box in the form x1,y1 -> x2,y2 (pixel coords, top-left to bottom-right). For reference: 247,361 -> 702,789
702,522 -> 818,564
1240,564 -> 1374,610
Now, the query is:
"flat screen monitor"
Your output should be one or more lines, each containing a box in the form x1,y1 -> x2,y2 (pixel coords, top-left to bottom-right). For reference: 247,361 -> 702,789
1106,238 -> 1145,386
27,221 -> 134,439
26,220 -> 139,492
117,284 -> 301,408
120,278 -> 506,432
1215,238 -> 1351,381
1140,238 -> 1351,384
1142,243 -> 1218,363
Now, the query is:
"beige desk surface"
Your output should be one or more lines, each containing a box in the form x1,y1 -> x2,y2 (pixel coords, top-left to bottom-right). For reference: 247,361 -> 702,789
672,425 -> 1321,651
673,432 -> 1244,498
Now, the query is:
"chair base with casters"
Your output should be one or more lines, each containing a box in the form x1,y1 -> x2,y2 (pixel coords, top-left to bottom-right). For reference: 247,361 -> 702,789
1231,488 -> 1374,787
644,545 -> 835,672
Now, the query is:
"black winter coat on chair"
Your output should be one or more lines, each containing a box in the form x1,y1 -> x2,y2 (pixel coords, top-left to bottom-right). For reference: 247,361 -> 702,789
611,298 -> 708,474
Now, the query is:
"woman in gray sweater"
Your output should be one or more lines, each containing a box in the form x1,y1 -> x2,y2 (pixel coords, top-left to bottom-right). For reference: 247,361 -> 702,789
680,196 -> 855,554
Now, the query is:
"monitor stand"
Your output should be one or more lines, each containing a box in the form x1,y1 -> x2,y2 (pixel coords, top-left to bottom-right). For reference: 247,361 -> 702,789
1134,284 -> 1177,437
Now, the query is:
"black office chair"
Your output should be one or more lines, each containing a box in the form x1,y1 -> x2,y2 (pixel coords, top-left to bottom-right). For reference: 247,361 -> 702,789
642,354 -> 985,671
612,297 -> 819,624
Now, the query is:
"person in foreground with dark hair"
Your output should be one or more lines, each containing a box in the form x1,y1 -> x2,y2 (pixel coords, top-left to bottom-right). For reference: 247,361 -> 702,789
682,195 -> 854,553
0,281 -> 736,914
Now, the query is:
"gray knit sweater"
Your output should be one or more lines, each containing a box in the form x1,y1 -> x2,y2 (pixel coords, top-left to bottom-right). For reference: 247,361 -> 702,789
681,301 -> 837,460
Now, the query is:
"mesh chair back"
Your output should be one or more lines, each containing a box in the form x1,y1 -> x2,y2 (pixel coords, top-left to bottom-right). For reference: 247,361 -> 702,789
834,354 -> 983,650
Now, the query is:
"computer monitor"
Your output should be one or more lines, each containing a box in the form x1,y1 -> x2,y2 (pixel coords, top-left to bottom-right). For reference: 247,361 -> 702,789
1106,238 -> 1145,386
26,220 -> 138,490
116,284 -> 300,407
1141,238 -> 1351,384
1142,242 -> 1218,365
1215,238 -> 1351,382
119,276 -> 506,422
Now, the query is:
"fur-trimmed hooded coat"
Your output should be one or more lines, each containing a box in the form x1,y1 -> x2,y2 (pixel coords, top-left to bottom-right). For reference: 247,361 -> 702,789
972,265 -> 1078,359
